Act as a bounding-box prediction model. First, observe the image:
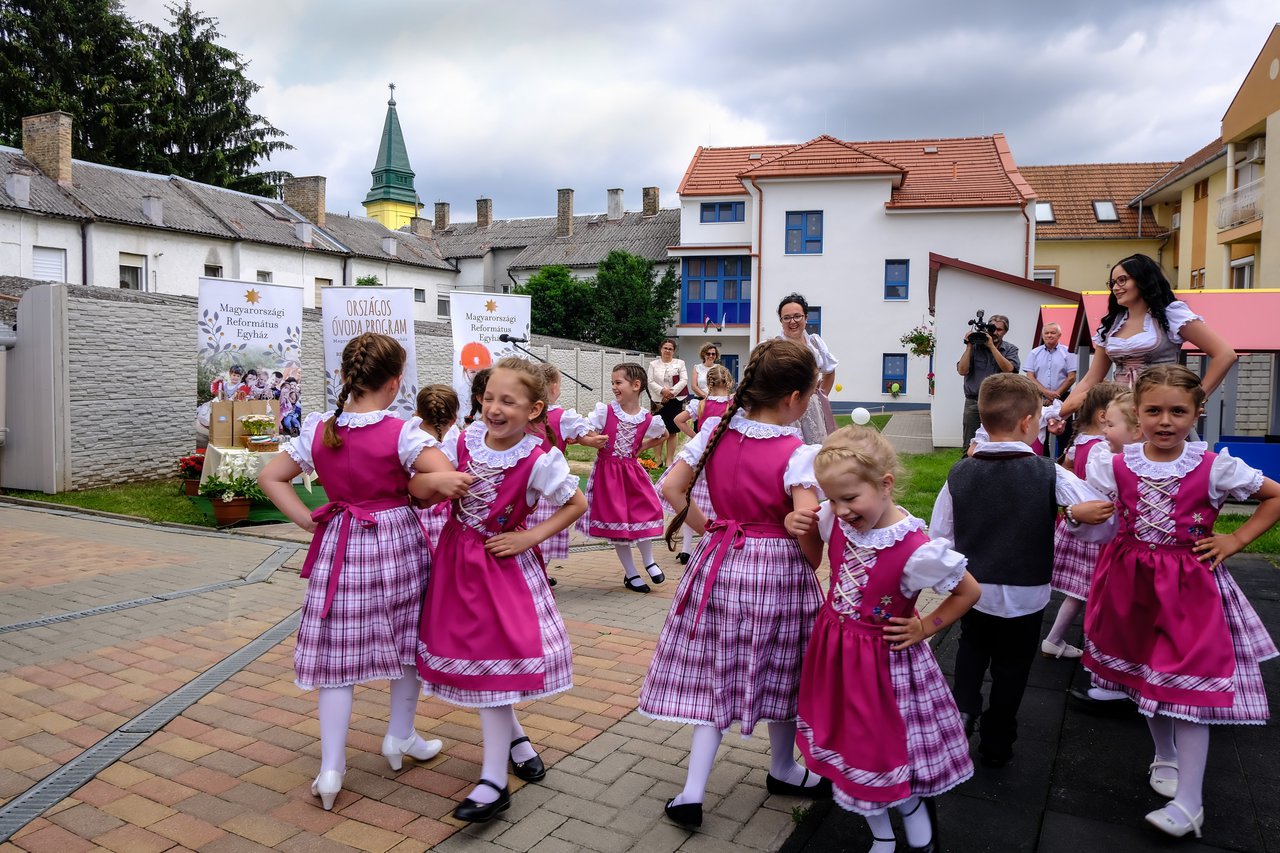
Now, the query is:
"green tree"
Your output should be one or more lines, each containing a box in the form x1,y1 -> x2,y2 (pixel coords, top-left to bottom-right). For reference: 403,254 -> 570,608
592,250 -> 674,352
516,265 -> 596,342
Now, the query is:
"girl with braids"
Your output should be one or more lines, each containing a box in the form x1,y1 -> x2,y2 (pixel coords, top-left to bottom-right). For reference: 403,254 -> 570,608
525,364 -> 591,578
660,364 -> 735,563
578,362 -> 671,592
413,384 -> 462,552
788,426 -> 979,853
638,338 -> 830,829
259,333 -> 465,810
416,357 -> 587,823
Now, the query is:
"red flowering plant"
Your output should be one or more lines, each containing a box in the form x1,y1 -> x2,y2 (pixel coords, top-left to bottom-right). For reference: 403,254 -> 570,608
177,452 -> 205,479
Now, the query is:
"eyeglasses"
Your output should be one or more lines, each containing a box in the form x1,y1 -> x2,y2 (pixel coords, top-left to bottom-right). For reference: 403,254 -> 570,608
780,314 -> 806,323
1107,274 -> 1133,290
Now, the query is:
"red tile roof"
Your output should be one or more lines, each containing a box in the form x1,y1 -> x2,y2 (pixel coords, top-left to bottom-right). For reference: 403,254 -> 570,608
678,134 -> 1034,209
1132,138 -> 1224,202
1020,162 -> 1178,239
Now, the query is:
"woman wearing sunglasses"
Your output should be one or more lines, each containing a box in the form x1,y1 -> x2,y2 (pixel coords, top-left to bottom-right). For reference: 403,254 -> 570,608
690,343 -> 721,400
1060,254 -> 1236,419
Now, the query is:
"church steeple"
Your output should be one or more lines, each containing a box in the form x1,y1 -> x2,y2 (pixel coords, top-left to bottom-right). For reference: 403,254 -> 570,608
362,84 -> 421,229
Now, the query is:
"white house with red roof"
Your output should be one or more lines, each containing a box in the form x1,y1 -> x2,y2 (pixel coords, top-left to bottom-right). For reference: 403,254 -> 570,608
669,134 -> 1037,417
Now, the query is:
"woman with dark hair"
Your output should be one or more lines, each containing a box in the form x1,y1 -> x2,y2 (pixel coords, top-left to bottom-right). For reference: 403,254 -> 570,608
646,339 -> 689,468
776,293 -> 837,443
1061,254 -> 1236,418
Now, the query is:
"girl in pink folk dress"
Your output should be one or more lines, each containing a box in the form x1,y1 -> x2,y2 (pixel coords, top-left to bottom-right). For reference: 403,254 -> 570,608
416,358 -> 587,824
525,363 -> 591,577
660,364 -> 735,564
578,362 -> 671,592
258,334 -> 453,811
788,426 -> 980,853
1083,366 -> 1280,840
1040,382 -> 1127,661
413,384 -> 462,553
638,339 -> 829,829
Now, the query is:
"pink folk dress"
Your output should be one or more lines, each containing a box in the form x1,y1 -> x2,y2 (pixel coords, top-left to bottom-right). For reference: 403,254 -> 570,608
1050,435 -> 1108,601
286,410 -> 432,690
638,412 -> 822,733
797,509 -> 972,814
525,406 -> 590,561
656,396 -> 731,518
579,401 -> 668,541
413,422 -> 460,554
416,423 -> 579,707
1083,442 -> 1276,723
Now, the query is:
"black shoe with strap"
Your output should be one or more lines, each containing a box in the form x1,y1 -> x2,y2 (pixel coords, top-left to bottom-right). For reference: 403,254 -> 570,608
765,768 -> 833,798
644,562 -> 666,584
902,796 -> 939,853
624,575 -> 651,593
664,798 -> 702,827
510,735 -> 546,782
452,779 -> 510,823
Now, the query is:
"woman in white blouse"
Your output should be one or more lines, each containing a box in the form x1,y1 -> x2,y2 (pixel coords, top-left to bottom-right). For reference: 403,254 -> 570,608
647,339 -> 689,468
777,293 -> 837,444
1061,254 -> 1236,418
689,342 -> 720,399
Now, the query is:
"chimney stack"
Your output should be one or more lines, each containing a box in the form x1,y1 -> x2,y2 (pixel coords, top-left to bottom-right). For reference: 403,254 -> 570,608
607,188 -> 624,220
642,186 -> 659,217
295,221 -> 313,245
409,216 -> 432,237
142,194 -> 164,226
381,235 -> 398,256
476,197 -> 493,228
557,188 -> 574,238
4,173 -> 31,208
22,111 -> 73,187
434,201 -> 450,231
281,176 -> 326,227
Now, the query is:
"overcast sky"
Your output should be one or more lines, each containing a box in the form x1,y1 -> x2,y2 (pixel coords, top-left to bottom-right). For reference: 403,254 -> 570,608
120,0 -> 1277,220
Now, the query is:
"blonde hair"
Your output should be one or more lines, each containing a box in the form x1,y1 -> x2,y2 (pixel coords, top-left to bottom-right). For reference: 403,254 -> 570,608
324,333 -> 406,449
977,373 -> 1041,434
1107,392 -> 1140,432
538,362 -> 562,387
1134,364 -> 1206,410
815,426 -> 904,497
416,384 -> 459,439
1080,381 -> 1126,427
704,364 -> 734,394
491,357 -> 549,426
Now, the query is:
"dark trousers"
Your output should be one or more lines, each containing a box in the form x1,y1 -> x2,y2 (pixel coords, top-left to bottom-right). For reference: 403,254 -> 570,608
951,607 -> 1044,760
962,397 -> 981,449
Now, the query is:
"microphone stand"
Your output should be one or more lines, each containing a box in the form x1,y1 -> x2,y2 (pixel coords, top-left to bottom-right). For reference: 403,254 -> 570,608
505,339 -> 593,391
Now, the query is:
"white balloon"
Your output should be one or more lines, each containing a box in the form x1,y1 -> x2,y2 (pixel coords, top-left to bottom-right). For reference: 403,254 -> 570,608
851,407 -> 871,425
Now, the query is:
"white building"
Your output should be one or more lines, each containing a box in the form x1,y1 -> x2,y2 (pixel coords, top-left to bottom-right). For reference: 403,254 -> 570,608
669,134 -> 1038,412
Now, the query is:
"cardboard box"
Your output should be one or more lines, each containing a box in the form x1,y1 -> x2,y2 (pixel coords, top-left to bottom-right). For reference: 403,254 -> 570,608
209,401 -> 235,447
232,399 -> 280,445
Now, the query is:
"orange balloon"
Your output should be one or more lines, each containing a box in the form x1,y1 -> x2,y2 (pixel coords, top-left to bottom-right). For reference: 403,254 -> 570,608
459,341 -> 493,369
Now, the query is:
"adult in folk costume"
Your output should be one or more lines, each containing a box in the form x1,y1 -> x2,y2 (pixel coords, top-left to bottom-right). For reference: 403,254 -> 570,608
777,293 -> 837,443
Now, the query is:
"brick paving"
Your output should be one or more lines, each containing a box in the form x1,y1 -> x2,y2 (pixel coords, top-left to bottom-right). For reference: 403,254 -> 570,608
0,502 -> 830,852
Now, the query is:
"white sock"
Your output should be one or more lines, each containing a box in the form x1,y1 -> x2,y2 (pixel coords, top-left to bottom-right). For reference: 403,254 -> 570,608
508,707 -> 536,763
467,706 -> 513,804
317,687 -> 353,774
899,796 -> 932,848
386,665 -> 420,741
768,721 -> 813,785
865,811 -> 895,852
671,724 -> 722,806
1170,719 -> 1209,817
682,525 -> 693,554
637,539 -> 656,568
614,543 -> 640,579
1045,597 -> 1083,647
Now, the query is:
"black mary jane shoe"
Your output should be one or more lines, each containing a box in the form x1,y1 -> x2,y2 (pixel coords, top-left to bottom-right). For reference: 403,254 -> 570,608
765,769 -> 833,798
664,798 -> 703,828
903,797 -> 939,853
676,552 -> 691,565
624,575 -> 651,593
510,735 -> 546,782
644,562 -> 666,585
452,779 -> 511,823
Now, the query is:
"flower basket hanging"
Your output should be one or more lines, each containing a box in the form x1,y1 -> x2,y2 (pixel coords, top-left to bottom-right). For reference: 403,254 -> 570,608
899,325 -> 936,359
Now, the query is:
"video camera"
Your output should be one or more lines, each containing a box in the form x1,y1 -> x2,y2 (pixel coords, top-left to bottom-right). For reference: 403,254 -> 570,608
965,310 -> 999,346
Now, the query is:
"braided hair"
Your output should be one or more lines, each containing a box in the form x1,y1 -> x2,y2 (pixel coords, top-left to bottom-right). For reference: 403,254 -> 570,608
612,362 -> 652,409
664,338 -> 817,548
323,333 -> 406,448
415,384 -> 460,442
1097,254 -> 1175,343
814,426 -> 904,499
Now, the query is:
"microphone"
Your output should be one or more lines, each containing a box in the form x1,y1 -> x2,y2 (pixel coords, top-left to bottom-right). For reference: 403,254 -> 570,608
498,333 -> 528,343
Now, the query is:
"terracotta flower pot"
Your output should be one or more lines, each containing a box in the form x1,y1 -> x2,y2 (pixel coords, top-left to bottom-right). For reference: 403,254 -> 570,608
211,496 -> 252,527
183,478 -> 201,496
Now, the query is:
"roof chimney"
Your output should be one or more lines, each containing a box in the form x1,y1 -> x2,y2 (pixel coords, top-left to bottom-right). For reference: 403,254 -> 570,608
607,188 -> 624,220
642,186 -> 659,217
557,188 -> 574,238
409,216 -> 432,237
381,235 -> 398,256
4,173 -> 31,208
434,201 -> 450,231
281,176 -> 326,227
476,197 -> 493,228
142,194 -> 164,226
22,111 -> 73,186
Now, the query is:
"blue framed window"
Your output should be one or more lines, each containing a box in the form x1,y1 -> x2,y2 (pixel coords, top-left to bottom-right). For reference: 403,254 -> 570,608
805,306 -> 822,337
682,256 -> 751,326
785,211 -> 823,254
700,201 -> 744,223
882,354 -> 907,394
884,260 -> 909,300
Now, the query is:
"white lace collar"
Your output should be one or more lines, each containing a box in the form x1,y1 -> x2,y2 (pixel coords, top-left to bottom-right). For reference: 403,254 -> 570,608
610,400 -> 649,424
705,395 -> 731,403
464,422 -> 540,468
1073,431 -> 1102,447
730,409 -> 802,439
548,404 -> 563,412
323,409 -> 394,428
1123,441 -> 1207,478
841,511 -> 926,549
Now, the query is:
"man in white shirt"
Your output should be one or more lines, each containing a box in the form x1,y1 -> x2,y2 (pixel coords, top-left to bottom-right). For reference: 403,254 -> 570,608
1025,323 -> 1076,455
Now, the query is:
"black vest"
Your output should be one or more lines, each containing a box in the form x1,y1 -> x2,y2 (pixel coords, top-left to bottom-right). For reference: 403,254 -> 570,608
947,452 -> 1056,586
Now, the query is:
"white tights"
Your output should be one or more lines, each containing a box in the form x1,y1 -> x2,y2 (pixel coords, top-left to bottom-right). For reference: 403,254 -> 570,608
668,721 -> 819,807
1044,596 -> 1083,647
1148,715 -> 1209,817
465,706 -> 537,805
614,540 -> 657,579
863,796 -> 932,852
317,665 -> 423,774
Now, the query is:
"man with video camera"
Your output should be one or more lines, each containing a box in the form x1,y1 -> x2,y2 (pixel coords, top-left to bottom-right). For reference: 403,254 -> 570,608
956,311 -> 1019,448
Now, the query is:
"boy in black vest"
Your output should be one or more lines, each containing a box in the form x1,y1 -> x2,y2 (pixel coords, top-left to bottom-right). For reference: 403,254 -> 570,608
931,374 -> 1114,767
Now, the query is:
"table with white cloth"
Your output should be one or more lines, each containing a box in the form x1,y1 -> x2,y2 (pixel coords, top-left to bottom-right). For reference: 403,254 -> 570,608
198,446 -> 312,490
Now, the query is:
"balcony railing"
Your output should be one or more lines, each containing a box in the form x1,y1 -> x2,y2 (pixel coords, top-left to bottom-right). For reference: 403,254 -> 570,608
1217,177 -> 1264,229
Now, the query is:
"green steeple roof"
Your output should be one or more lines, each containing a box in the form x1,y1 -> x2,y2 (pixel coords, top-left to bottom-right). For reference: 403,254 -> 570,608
363,85 -> 418,206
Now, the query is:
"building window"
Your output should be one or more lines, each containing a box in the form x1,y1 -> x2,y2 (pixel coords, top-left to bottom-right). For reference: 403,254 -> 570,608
1033,268 -> 1057,287
204,264 -> 223,278
681,256 -> 751,325
882,353 -> 907,394
785,211 -> 823,254
1092,201 -> 1119,222
1194,180 -> 1209,201
438,297 -> 451,318
414,288 -> 426,303
256,270 -> 273,283
884,260 -> 909,300
700,201 -> 745,223
1190,268 -> 1206,289
31,246 -> 66,282
805,306 -> 822,337
1230,256 -> 1255,289
118,252 -> 145,290
1034,202 -> 1055,223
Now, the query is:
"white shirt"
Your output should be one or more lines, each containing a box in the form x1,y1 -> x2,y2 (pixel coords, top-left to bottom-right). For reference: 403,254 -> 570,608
929,441 -> 1115,618
1091,300 -> 1202,353
286,410 -> 432,475
778,332 -> 838,374
584,401 -> 670,442
1086,441 -> 1264,513
817,506 -> 968,599
1025,343 -> 1075,392
676,410 -> 822,495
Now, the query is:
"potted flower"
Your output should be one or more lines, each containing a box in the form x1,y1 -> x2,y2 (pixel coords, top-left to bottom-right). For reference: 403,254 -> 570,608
199,453 -> 266,526
638,450 -> 662,483
177,452 -> 205,496
238,413 -> 278,451
899,324 -> 936,359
